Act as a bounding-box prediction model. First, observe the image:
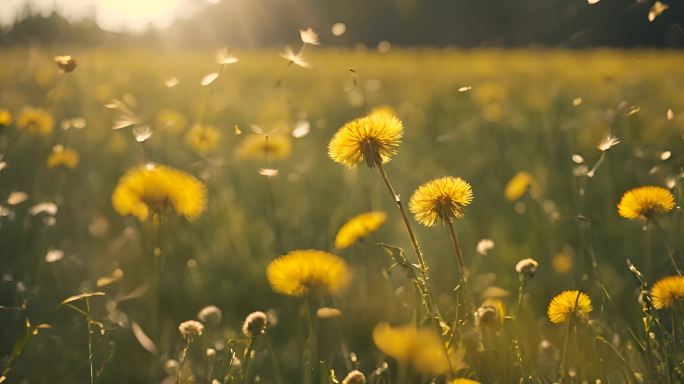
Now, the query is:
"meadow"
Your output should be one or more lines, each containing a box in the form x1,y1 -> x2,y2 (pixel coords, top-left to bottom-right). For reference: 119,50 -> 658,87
0,45 -> 683,383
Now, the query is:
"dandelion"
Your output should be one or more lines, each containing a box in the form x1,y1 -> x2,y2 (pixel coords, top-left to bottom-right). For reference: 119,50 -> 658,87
157,109 -> 187,133
328,112 -> 403,168
242,311 -> 268,337
409,176 -> 473,227
547,290 -> 592,323
132,125 -> 153,143
266,250 -> 350,297
46,145 -> 79,169
235,134 -> 291,160
178,320 -> 204,340
111,163 -> 207,222
300,28 -> 320,45
617,186 -> 675,220
648,1 -> 669,22
651,276 -> 684,309
372,322 -> 466,375
504,172 -> 533,202
334,211 -> 387,249
197,305 -> 222,325
515,258 -> 539,278
0,109 -> 12,127
16,107 -> 54,136
476,238 -> 495,256
279,46 -> 311,68
186,123 -> 221,154
258,168 -> 279,178
451,379 -> 480,384
54,55 -> 76,73
341,370 -> 365,384
597,134 -> 620,152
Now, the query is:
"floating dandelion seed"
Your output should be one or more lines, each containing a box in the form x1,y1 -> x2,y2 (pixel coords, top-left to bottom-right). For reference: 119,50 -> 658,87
328,111 -> 403,168
299,27 -> 320,45
132,126 -> 153,143
258,168 -> 279,178
648,1 -> 669,22
201,72 -> 220,86
279,46 -> 311,68
572,97 -> 583,106
7,191 -> 28,205
587,0 -> 600,4
617,186 -> 675,220
292,120 -> 311,138
651,276 -> 684,309
234,125 -> 242,135
476,239 -> 495,256
112,164 -> 207,222
316,307 -> 342,319
457,86 -> 472,92
667,108 -> 674,120
597,134 -> 620,151
660,151 -> 671,161
409,176 -> 473,227
54,55 -> 76,73
266,250 -> 350,297
215,47 -> 239,65
45,249 -> 64,263
96,268 -> 124,287
547,290 -> 592,323
164,77 -> 179,88
571,154 -> 584,164
29,202 -> 58,216
334,211 -> 387,249
331,22 -> 347,36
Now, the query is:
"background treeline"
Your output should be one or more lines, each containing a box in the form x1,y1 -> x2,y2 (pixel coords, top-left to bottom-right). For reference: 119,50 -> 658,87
1,0 -> 683,48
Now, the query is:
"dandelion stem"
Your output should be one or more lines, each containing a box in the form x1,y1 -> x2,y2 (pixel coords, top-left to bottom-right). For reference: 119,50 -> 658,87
305,295 -> 318,384
85,297 -> 95,384
178,338 -> 191,384
375,162 -> 436,317
651,218 -> 681,275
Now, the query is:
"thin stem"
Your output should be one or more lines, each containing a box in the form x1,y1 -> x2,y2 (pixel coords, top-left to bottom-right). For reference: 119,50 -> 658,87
305,295 -> 317,384
178,338 -> 191,384
651,218 -> 681,275
85,298 -> 95,384
558,318 -> 572,382
243,335 -> 262,384
264,335 -> 284,384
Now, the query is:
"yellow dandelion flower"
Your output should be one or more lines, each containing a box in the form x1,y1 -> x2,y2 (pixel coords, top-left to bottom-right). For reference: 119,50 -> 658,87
617,186 -> 675,220
372,322 -> 466,375
451,380 -> 480,384
651,276 -> 684,309
476,298 -> 505,327
235,134 -> 291,160
186,123 -> 221,154
16,107 -> 54,136
328,111 -> 403,168
547,290 -> 592,324
370,105 -> 397,118
111,163 -> 207,222
504,171 -> 533,202
409,176 -> 473,227
47,145 -> 79,169
157,109 -> 188,133
266,250 -> 350,297
0,109 -> 12,127
334,211 -> 387,249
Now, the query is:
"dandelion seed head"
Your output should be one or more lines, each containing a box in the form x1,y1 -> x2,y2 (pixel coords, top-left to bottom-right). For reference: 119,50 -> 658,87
299,27 -> 320,45
178,320 -> 204,339
342,370 -> 365,384
597,134 -> 620,152
242,311 -> 268,337
7,191 -> 28,205
133,125 -> 153,143
54,55 -> 76,73
515,258 -> 539,277
476,239 -> 495,256
197,305 -> 222,325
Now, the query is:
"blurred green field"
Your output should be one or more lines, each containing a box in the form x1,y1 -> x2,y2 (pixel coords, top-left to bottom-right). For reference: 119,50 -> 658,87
0,48 -> 683,383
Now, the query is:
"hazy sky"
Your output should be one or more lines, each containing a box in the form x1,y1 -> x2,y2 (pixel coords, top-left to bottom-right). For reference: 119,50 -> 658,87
0,0 -> 217,31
